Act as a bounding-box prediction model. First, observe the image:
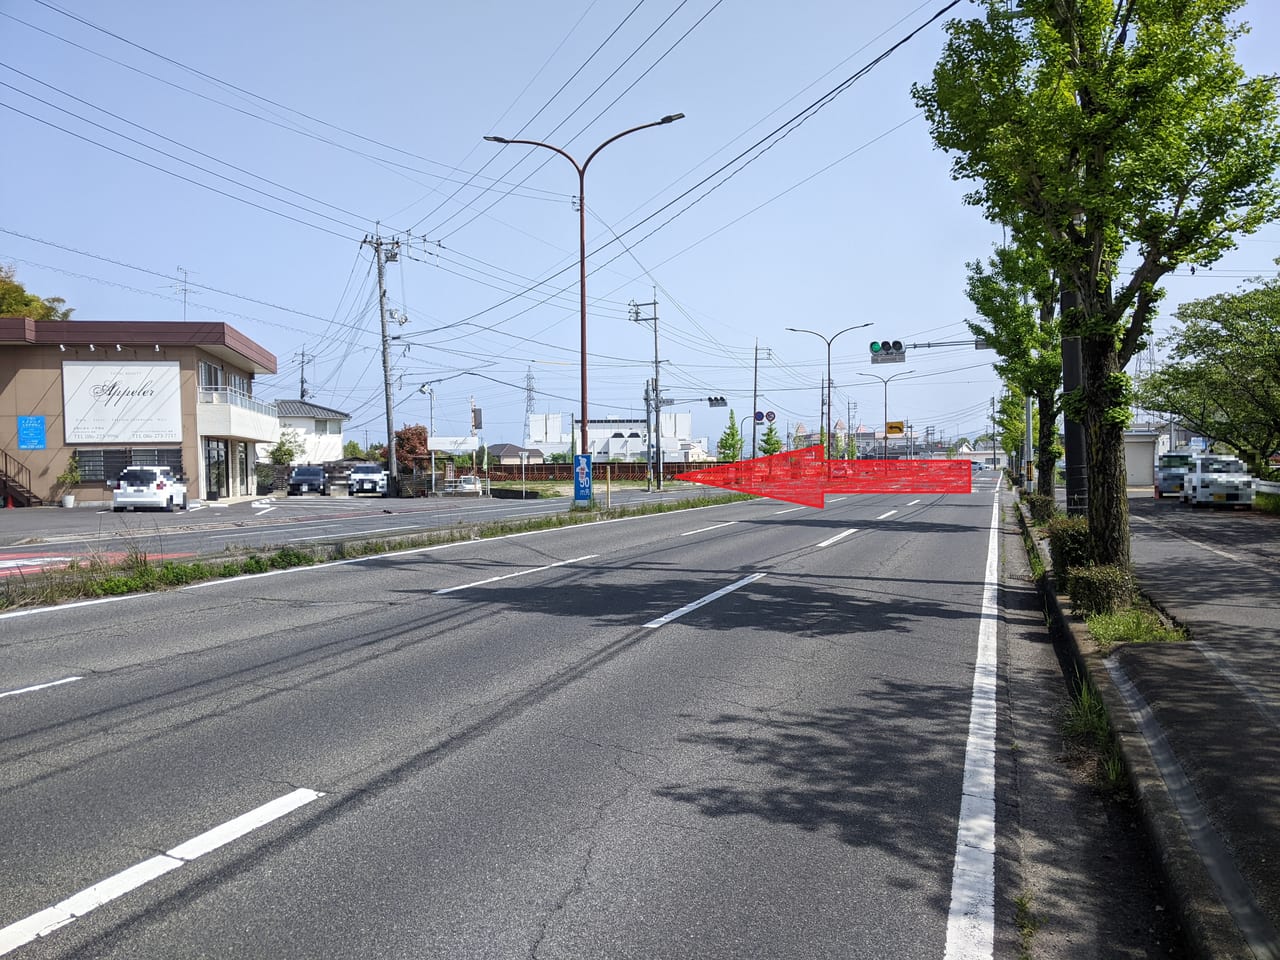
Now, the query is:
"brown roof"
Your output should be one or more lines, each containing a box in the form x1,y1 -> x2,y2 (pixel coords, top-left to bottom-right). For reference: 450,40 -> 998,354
0,317 -> 277,374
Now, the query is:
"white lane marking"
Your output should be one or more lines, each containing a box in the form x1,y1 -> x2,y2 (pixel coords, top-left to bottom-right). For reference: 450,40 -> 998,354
0,557 -> 73,571
0,788 -> 323,956
0,676 -> 82,700
815,528 -> 859,549
907,499 -> 922,506
943,492 -> 1000,960
643,573 -> 765,629
0,593 -> 148,622
773,506 -> 805,515
875,510 -> 898,520
1130,513 -> 1249,563
828,497 -> 847,503
435,555 -> 597,595
254,506 -> 277,517
680,521 -> 737,537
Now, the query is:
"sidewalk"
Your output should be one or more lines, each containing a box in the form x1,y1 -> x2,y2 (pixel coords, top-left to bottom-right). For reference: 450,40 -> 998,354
1022,491 -> 1280,959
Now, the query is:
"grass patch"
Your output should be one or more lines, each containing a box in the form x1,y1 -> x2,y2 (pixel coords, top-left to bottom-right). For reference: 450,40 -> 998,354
1085,604 -> 1183,652
1063,677 -> 1127,793
1257,490 -> 1280,515
1013,891 -> 1039,960
0,491 -> 752,611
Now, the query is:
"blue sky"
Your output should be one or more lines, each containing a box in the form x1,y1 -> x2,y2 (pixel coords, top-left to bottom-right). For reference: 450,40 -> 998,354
3,0 -> 1277,450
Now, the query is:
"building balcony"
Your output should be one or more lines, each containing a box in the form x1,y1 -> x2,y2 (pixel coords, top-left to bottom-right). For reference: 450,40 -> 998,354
196,387 -> 279,442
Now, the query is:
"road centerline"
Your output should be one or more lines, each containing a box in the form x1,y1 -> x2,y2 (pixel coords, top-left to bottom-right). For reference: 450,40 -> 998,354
679,521 -> 738,537
643,573 -> 765,629
875,510 -> 898,520
435,555 -> 597,595
0,676 -> 83,699
773,506 -> 806,515
815,528 -> 859,549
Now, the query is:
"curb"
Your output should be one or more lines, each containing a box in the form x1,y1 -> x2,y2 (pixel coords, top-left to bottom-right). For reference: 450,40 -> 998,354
1013,499 -> 1253,960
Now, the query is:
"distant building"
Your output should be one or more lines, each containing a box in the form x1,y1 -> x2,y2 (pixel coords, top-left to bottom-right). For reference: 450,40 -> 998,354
260,399 -> 351,465
487,443 -> 544,466
527,412 -> 708,462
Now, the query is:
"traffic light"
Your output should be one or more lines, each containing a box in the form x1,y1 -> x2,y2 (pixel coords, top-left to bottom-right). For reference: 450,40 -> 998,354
870,339 -> 906,364
707,396 -> 727,407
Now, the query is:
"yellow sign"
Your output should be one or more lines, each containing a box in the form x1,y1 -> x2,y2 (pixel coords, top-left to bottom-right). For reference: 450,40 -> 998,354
885,421 -> 905,436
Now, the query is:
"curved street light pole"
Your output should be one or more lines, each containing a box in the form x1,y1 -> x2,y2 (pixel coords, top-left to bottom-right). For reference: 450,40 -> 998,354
485,115 -> 684,462
786,323 -> 871,458
858,370 -> 914,460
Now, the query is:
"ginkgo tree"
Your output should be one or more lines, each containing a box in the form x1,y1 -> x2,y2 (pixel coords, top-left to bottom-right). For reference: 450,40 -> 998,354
914,0 -> 1280,566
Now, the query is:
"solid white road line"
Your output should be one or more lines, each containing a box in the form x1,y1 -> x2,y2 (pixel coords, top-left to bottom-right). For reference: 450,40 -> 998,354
0,788 -> 323,956
773,506 -> 806,515
679,521 -> 737,537
875,510 -> 898,520
815,528 -> 859,549
435,555 -> 597,595
0,676 -> 82,699
643,573 -> 765,629
943,492 -> 1000,960
254,506 -> 276,516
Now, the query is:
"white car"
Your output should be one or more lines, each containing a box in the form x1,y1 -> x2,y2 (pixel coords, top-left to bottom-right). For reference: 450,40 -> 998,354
112,466 -> 189,512
348,463 -> 388,496
1179,455 -> 1255,508
1154,451 -> 1196,498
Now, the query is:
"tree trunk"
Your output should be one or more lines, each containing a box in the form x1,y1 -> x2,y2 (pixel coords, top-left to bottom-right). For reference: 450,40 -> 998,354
1035,392 -> 1057,498
1081,333 -> 1131,568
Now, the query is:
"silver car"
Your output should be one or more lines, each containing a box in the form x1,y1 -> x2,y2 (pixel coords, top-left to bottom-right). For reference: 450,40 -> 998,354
112,466 -> 189,512
1154,452 -> 1196,498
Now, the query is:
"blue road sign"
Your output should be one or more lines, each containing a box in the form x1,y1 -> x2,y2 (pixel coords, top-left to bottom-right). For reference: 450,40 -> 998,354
573,454 -> 592,503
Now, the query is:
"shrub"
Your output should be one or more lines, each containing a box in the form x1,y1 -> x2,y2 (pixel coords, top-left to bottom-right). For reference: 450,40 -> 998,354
1025,493 -> 1056,523
1086,606 -> 1183,651
1068,564 -> 1134,617
1045,515 -> 1089,579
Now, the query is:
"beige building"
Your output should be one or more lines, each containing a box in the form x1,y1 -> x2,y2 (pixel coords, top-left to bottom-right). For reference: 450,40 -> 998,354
0,317 -> 277,505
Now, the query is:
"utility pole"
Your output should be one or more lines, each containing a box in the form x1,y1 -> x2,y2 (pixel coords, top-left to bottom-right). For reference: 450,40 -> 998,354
643,379 -> 654,491
752,340 -> 760,459
630,294 -> 663,490
362,230 -> 400,495
296,348 -> 309,400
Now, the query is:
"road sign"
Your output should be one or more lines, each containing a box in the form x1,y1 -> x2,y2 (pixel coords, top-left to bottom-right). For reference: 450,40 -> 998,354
754,411 -> 765,422
765,410 -> 776,422
886,421 -> 905,436
573,454 -> 592,503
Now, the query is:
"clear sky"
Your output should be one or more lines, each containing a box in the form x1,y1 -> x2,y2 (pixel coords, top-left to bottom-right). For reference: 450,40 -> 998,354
3,0 -> 1277,451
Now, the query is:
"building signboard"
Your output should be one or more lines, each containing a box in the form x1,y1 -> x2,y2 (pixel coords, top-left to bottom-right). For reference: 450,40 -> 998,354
62,361 -> 182,444
17,415 -> 46,450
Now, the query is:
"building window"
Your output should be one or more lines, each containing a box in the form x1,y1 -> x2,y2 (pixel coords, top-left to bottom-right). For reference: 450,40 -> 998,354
229,371 -> 251,396
198,360 -> 223,388
73,448 -> 184,482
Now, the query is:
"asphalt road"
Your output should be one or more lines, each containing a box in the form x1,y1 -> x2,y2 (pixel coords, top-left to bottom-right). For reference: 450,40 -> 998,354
0,486 -> 714,576
1,477 -> 1011,958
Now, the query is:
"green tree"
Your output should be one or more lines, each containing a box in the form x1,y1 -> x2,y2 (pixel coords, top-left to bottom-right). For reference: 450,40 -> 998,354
547,452 -> 570,464
964,239 -> 1062,495
759,422 -> 783,456
1136,280 -> 1280,477
717,410 -> 744,461
0,265 -> 75,321
342,439 -> 364,459
914,0 -> 1280,566
268,429 -> 304,465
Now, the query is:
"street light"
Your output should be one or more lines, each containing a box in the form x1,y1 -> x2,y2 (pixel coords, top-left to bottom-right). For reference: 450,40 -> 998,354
484,114 -> 685,483
858,370 -> 914,460
786,323 -> 871,458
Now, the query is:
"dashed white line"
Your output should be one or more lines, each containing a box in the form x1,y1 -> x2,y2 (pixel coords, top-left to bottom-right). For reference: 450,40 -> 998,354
773,506 -> 806,515
828,497 -> 847,503
0,676 -> 82,699
254,506 -> 277,516
435,555 -> 597,595
875,510 -> 898,520
680,521 -> 737,537
815,528 -> 859,548
643,573 -> 765,628
0,788 -> 324,956
907,499 -> 922,506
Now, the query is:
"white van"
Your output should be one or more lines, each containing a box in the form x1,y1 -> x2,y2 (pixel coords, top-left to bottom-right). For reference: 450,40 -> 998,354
1180,455 -> 1255,508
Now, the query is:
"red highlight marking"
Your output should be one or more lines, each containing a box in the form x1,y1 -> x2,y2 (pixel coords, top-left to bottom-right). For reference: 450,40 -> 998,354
676,446 -> 972,508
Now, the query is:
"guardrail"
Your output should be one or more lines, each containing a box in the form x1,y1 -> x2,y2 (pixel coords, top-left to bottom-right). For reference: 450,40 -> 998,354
1257,480 -> 1280,496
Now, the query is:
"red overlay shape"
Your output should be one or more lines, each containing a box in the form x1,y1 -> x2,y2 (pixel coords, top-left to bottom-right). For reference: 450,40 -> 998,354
675,446 -> 972,508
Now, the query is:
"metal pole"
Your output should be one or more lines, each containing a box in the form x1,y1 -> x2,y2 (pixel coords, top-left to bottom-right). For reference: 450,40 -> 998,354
883,380 -> 889,459
752,340 -> 759,459
652,296 -> 663,491
367,233 -> 399,497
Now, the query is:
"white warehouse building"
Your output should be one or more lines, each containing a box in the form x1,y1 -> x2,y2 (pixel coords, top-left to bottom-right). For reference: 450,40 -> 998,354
527,412 -> 711,462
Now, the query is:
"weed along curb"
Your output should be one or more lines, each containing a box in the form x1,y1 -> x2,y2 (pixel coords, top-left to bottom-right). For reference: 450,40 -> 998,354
1014,500 -> 1255,960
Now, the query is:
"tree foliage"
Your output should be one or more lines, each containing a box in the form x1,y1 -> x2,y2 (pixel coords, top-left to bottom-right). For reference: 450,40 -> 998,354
342,439 -> 364,459
394,424 -> 431,473
915,0 -> 1280,565
268,429 -> 304,465
1,265 -> 75,321
717,410 -> 744,461
1136,280 -> 1280,477
759,422 -> 783,456
965,238 -> 1062,494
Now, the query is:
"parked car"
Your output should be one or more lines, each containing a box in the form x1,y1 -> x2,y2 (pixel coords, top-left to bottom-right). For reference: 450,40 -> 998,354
1154,451 -> 1197,498
112,466 -> 188,512
347,462 -> 388,496
287,465 -> 329,496
1179,455 -> 1255,508
445,475 -> 483,494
